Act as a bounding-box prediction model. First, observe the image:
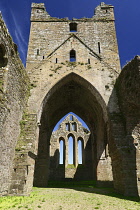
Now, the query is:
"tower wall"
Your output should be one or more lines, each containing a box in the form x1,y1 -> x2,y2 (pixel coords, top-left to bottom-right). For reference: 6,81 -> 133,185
25,2 -> 119,193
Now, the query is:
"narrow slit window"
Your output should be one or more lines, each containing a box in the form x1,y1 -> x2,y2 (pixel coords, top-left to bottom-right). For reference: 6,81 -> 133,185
70,50 -> 76,62
78,139 -> 83,164
59,140 -> 64,164
26,165 -> 29,175
88,59 -> 90,64
56,58 -> 58,63
70,115 -> 73,121
98,42 -> 101,54
68,135 -> 74,164
37,49 -> 40,55
43,56 -> 44,59
69,23 -> 77,32
66,123 -> 70,131
72,122 -> 77,131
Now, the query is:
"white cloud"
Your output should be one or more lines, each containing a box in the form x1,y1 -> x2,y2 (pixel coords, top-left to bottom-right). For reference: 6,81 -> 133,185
4,7 -> 27,64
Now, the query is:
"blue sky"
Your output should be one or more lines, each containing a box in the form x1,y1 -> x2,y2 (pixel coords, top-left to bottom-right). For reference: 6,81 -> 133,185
0,0 -> 140,67
53,112 -> 89,131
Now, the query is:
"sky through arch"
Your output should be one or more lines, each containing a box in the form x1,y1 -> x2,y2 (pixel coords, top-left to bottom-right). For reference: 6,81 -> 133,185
53,112 -> 90,132
54,112 -> 90,165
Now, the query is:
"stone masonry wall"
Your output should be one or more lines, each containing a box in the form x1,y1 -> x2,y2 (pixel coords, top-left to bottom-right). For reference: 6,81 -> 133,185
26,2 -> 120,194
115,56 -> 140,196
49,114 -> 92,181
2,2 -> 139,197
26,3 -> 121,116
0,14 -> 29,195
27,3 -> 120,73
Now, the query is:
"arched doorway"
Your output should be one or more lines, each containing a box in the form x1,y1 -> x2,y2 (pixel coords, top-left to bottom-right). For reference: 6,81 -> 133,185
33,73 -> 112,187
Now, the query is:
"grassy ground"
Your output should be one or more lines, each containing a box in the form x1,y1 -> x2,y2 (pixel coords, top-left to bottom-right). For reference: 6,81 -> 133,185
0,181 -> 139,210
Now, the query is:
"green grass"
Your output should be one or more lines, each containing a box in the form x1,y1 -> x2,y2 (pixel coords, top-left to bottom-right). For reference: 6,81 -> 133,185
0,182 -> 139,210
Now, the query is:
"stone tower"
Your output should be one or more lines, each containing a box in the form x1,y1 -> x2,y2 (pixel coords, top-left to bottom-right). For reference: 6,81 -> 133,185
24,2 -> 120,193
0,2 -> 140,197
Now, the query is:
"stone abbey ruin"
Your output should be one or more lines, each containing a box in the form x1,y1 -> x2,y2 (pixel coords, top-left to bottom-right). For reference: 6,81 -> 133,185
0,2 -> 140,196
49,114 -> 92,181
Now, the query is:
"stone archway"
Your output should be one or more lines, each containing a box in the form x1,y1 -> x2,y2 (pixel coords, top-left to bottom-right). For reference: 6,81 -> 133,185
33,73 -> 113,187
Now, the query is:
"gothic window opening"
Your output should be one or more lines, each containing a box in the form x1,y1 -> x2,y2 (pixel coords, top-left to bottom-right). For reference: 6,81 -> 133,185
72,122 -> 77,131
66,123 -> 70,131
43,56 -> 44,59
69,23 -> 77,32
78,139 -> 83,164
70,50 -> 76,62
68,135 -> 74,164
59,139 -> 65,164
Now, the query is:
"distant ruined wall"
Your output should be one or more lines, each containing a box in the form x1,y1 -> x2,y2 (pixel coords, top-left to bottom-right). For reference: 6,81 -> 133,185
49,114 -> 92,181
0,14 -> 29,195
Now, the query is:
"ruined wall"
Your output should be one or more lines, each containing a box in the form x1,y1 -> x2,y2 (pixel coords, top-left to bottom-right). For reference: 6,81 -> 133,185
115,56 -> 140,195
26,2 -> 120,119
1,2 -> 139,197
25,2 -> 119,193
0,13 -> 29,195
48,114 -> 92,181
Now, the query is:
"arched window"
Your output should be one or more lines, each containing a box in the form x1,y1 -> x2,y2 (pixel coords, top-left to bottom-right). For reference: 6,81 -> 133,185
78,138 -> 83,164
66,123 -> 70,131
72,122 -> 77,131
68,135 -> 75,164
59,138 -> 65,164
70,50 -> 76,62
69,23 -> 77,32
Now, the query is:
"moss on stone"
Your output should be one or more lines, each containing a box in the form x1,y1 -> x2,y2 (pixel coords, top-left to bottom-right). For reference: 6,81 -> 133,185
66,61 -> 77,68
66,164 -> 76,169
51,65 -> 62,73
15,111 -> 32,151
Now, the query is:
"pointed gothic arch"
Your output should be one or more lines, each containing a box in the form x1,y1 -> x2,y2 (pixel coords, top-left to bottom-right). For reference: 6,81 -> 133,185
33,72 -> 113,187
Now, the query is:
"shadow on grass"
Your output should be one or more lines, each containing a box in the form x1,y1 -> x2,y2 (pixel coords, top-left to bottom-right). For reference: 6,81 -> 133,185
46,180 -> 140,203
